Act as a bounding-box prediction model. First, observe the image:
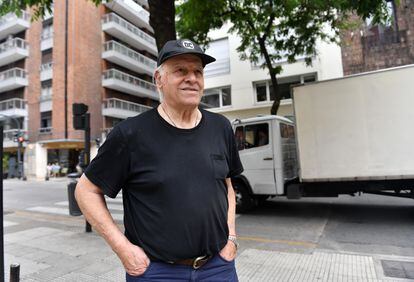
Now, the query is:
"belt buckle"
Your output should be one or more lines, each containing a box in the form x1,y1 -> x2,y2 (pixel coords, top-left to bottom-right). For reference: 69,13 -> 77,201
192,256 -> 207,269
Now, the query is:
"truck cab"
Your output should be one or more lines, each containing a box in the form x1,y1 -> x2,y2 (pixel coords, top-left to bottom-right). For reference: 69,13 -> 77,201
232,115 -> 298,213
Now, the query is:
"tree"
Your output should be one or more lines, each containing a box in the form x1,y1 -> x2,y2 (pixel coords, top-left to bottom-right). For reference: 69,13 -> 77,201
0,0 -> 175,50
1,0 -> 391,114
148,0 -> 176,50
176,0 -> 391,114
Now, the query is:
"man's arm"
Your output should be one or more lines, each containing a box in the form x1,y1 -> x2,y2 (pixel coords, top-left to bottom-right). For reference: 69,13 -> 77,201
75,174 -> 149,276
219,177 -> 238,261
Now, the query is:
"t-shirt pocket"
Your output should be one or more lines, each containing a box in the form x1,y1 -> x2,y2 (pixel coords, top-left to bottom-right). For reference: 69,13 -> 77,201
211,154 -> 229,179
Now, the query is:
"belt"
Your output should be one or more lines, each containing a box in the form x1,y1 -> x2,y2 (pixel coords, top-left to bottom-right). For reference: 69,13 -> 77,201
173,255 -> 211,269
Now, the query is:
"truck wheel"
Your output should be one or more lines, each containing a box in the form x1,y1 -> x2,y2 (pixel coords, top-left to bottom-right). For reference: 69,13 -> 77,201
233,181 -> 255,213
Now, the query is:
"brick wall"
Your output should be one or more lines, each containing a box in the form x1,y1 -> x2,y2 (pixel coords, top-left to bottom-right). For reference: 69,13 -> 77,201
341,0 -> 414,75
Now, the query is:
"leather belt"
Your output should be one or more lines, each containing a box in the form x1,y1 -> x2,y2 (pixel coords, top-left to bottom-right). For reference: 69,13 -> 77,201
174,255 -> 211,269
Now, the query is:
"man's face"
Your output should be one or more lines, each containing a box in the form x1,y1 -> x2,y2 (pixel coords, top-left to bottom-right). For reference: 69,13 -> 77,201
157,54 -> 204,108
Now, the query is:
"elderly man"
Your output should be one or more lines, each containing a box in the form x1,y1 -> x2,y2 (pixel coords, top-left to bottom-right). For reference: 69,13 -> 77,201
75,39 -> 243,281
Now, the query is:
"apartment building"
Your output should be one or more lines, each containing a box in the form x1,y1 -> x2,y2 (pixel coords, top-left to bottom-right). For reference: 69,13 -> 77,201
341,0 -> 414,75
0,0 -> 158,179
201,24 -> 344,121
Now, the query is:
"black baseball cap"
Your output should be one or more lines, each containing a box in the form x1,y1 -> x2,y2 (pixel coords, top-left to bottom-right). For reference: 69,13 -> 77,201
157,39 -> 216,67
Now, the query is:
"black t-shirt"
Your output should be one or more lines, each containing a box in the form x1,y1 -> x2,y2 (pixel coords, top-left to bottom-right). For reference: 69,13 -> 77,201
84,108 -> 243,262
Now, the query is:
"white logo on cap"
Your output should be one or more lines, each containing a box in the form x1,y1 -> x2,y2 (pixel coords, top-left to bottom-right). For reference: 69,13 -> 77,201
182,40 -> 195,49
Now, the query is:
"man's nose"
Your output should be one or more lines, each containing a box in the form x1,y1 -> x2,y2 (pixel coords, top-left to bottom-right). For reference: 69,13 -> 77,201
185,71 -> 197,82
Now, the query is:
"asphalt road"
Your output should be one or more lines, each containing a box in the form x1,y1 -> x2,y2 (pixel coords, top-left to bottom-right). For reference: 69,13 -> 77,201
4,178 -> 414,259
237,194 -> 414,258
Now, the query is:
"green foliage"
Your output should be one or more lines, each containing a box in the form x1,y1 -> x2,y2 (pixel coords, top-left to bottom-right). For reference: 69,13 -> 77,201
3,153 -> 9,171
177,0 -> 390,74
0,0 -> 102,20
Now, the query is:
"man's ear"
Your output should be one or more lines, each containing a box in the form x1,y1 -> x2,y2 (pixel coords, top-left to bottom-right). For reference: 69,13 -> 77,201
154,71 -> 163,88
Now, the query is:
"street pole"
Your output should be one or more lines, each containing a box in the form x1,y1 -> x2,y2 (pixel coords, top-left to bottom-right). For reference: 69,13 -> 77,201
16,132 -> 21,179
1,126 -> 4,282
84,113 -> 92,233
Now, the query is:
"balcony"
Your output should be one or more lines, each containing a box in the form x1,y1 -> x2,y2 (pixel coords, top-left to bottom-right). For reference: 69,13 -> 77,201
102,41 -> 156,76
3,129 -> 26,148
104,0 -> 153,32
41,32 -> 53,51
39,127 -> 52,134
0,68 -> 28,93
0,11 -> 30,41
0,38 -> 29,67
102,98 -> 151,119
102,13 -> 156,56
134,0 -> 148,8
43,6 -> 54,21
102,69 -> 158,100
40,62 -> 53,81
0,98 -> 27,117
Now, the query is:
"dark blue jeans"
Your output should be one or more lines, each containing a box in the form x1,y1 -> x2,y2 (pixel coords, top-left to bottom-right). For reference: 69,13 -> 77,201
126,254 -> 238,282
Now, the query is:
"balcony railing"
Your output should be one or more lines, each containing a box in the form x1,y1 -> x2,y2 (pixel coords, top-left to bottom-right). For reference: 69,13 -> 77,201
0,98 -> 26,111
102,13 -> 155,46
41,31 -> 53,41
39,127 -> 52,134
40,88 -> 52,101
103,69 -> 156,92
103,40 -> 156,68
0,38 -> 28,54
0,11 -> 30,27
40,62 -> 53,71
0,67 -> 26,80
362,29 -> 407,49
103,98 -> 152,114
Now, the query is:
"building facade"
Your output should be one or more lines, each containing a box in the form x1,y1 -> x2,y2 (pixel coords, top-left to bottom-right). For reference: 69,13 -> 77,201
0,0 -> 158,179
341,0 -> 414,75
201,24 -> 344,121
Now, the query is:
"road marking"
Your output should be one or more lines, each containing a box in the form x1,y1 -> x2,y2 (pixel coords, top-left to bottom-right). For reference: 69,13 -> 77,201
4,221 -> 18,227
238,236 -> 317,248
26,206 -> 70,215
55,201 -> 123,211
25,206 -> 124,221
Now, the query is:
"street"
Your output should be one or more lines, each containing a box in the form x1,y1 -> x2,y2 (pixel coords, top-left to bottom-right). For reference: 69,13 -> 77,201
3,179 -> 414,281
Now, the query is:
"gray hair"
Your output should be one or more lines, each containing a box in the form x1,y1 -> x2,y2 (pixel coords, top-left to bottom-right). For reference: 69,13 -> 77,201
153,64 -> 165,102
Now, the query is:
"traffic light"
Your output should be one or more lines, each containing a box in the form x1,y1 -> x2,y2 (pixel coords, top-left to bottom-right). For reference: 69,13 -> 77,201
73,103 -> 88,130
13,131 -> 25,144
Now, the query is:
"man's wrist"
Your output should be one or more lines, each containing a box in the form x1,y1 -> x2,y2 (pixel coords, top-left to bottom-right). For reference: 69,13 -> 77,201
228,235 -> 239,250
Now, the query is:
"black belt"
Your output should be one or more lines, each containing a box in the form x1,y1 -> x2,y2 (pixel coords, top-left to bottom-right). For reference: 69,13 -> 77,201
173,255 -> 211,269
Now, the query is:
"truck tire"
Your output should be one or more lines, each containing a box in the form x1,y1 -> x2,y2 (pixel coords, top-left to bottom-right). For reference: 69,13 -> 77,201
233,181 -> 256,213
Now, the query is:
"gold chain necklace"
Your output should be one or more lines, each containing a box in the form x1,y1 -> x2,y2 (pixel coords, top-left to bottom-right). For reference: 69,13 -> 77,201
160,104 -> 199,128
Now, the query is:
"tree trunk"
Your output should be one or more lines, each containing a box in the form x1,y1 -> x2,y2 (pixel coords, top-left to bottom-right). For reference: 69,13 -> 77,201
258,38 -> 281,115
148,0 -> 176,51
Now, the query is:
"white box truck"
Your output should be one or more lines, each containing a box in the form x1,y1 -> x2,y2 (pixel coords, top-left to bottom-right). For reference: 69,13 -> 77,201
232,64 -> 414,213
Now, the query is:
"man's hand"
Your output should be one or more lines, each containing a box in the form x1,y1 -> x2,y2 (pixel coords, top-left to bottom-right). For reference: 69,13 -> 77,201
116,241 -> 150,276
219,240 -> 237,262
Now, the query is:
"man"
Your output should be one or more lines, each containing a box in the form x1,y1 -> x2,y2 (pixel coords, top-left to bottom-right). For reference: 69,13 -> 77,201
75,39 -> 244,281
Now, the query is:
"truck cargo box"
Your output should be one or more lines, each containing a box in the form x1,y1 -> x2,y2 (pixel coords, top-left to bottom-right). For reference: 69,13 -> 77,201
292,65 -> 414,182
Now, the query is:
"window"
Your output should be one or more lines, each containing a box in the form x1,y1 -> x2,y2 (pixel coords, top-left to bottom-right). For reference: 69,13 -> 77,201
41,23 -> 53,40
40,111 -> 52,128
204,38 -> 230,77
280,123 -> 295,138
234,123 -> 269,151
363,0 -> 399,45
201,86 -> 231,109
254,74 -> 316,103
365,1 -> 395,29
41,81 -> 52,100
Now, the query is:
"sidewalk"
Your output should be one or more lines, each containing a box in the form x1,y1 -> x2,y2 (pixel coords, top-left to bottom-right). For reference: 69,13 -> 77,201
4,211 -> 414,281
